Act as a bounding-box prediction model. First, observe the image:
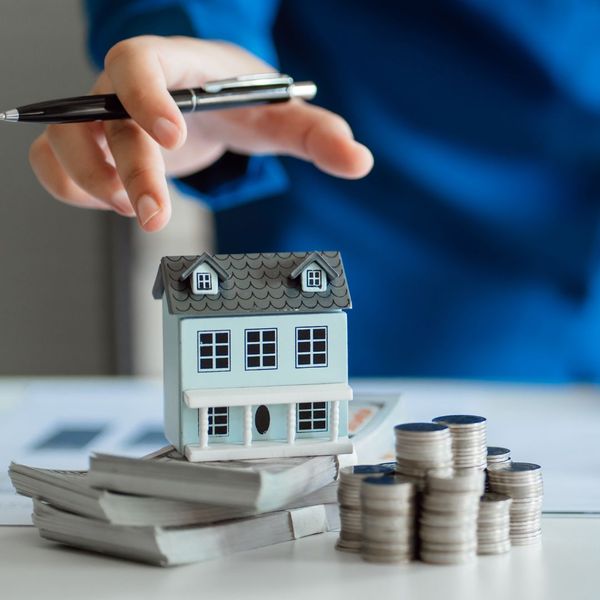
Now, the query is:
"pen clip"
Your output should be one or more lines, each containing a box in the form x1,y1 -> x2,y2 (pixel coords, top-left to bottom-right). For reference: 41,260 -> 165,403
204,73 -> 294,93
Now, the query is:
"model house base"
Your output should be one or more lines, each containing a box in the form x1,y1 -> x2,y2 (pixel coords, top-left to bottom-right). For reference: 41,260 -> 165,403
185,438 -> 354,462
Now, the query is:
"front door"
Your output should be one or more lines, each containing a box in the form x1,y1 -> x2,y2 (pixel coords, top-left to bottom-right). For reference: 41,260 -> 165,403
251,404 -> 287,441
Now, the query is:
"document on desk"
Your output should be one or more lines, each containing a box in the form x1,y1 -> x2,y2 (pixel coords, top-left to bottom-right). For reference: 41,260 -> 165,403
0,379 -> 167,525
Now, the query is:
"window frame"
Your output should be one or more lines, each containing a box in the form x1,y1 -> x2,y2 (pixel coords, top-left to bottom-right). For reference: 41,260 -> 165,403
197,330 -> 231,372
207,406 -> 229,437
244,328 -> 278,371
306,269 -> 322,289
295,326 -> 328,368
297,401 -> 328,433
195,272 -> 212,291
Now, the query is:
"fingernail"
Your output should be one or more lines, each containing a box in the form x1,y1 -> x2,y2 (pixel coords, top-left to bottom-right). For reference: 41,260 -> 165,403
136,194 -> 161,226
153,117 -> 180,147
112,190 -> 133,216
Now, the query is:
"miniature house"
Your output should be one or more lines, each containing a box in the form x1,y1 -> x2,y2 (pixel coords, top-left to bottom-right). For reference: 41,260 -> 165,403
152,251 -> 354,462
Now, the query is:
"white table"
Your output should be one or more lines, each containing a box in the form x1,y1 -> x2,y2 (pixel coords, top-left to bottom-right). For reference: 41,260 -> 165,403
1,378 -> 599,600
1,518 -> 598,600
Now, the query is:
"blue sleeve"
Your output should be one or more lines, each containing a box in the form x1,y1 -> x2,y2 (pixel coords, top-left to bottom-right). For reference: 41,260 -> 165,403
83,0 -> 288,211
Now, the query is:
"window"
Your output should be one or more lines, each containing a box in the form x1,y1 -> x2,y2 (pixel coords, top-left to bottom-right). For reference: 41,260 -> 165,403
306,269 -> 322,288
295,326 -> 328,368
208,406 -> 229,436
245,329 -> 277,370
297,402 -> 328,432
197,330 -> 230,372
196,272 -> 212,290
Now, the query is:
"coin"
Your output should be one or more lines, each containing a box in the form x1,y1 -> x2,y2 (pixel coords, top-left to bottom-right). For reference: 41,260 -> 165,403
477,492 -> 511,555
419,471 -> 481,565
336,464 -> 396,554
433,415 -> 487,471
359,476 -> 417,564
488,463 -> 543,545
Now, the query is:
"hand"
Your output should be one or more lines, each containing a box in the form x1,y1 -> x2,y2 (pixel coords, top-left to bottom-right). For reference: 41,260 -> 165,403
29,36 -> 374,232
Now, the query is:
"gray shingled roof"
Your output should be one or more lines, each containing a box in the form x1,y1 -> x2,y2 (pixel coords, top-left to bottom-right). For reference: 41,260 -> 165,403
153,251 -> 351,316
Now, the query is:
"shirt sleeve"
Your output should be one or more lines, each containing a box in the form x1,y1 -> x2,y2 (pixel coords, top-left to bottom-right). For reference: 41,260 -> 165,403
83,0 -> 288,211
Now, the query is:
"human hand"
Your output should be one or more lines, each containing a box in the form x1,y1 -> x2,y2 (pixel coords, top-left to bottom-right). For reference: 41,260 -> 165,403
29,36 -> 374,231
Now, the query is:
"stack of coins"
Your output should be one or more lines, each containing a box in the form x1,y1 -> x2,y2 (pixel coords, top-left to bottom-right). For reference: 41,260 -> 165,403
477,492 -> 512,555
486,447 -> 511,470
487,463 -> 543,545
419,470 -> 485,564
360,476 -> 417,563
432,415 -> 487,471
394,423 -> 454,489
336,464 -> 395,552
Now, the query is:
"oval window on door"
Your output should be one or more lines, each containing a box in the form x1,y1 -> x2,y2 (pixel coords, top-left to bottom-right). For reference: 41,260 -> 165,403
255,405 -> 270,435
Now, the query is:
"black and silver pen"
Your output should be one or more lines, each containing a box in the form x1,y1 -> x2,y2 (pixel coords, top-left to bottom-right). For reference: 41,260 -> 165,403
0,73 -> 316,124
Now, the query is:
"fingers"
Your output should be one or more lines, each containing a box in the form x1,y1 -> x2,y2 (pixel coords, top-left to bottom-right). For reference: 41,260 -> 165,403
208,100 -> 374,179
104,118 -> 171,231
29,134 -> 115,211
104,37 -> 188,149
45,122 -> 134,216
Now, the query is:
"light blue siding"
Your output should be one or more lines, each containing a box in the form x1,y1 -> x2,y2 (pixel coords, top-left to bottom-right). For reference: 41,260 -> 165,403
162,299 -> 181,450
163,308 -> 349,449
179,312 -> 348,390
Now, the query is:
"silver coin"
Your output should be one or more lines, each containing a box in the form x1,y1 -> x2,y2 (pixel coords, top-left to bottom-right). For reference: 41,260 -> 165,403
427,471 -> 485,494
335,538 -> 362,553
478,540 -> 511,555
395,422 -> 450,434
433,415 -> 486,427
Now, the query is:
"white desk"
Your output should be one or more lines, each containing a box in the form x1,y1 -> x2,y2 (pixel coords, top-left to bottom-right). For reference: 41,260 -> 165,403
1,378 -> 599,600
1,518 -> 598,600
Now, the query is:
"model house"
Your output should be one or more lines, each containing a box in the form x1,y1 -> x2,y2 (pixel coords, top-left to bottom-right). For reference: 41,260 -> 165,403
152,251 -> 354,461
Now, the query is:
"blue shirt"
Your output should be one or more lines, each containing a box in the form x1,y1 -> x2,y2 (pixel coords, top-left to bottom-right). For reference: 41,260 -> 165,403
85,0 -> 600,381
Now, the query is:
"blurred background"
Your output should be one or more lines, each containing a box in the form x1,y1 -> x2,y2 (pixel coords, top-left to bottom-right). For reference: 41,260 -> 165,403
0,0 -> 210,377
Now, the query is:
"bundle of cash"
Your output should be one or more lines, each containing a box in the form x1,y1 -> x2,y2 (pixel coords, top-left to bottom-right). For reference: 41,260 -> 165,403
10,448 -> 352,566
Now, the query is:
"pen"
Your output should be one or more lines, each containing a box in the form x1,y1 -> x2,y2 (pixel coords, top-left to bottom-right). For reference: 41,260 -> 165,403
0,73 -> 317,124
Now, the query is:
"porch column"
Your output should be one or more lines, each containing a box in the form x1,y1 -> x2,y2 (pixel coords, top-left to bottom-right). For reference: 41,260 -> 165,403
287,402 -> 296,444
331,400 -> 340,441
199,407 -> 209,448
244,405 -> 252,446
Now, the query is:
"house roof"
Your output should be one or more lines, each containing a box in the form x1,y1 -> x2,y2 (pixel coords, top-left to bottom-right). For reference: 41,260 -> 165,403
153,251 -> 351,316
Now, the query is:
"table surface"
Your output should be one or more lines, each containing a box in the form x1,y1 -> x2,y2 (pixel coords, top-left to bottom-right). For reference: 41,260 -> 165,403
2,378 -> 599,600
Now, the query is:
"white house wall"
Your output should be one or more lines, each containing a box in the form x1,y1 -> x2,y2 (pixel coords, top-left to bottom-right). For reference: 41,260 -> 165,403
162,298 -> 192,451
179,311 -> 348,390
176,311 -> 348,449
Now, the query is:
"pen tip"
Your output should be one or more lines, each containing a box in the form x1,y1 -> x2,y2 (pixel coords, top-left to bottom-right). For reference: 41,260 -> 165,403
0,113 -> 5,121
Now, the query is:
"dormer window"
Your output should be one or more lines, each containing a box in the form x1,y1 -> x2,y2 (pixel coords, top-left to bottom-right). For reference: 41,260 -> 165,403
190,265 -> 218,295
176,252 -> 230,297
300,264 -> 326,292
306,270 -> 322,289
196,272 -> 212,291
290,252 -> 339,294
